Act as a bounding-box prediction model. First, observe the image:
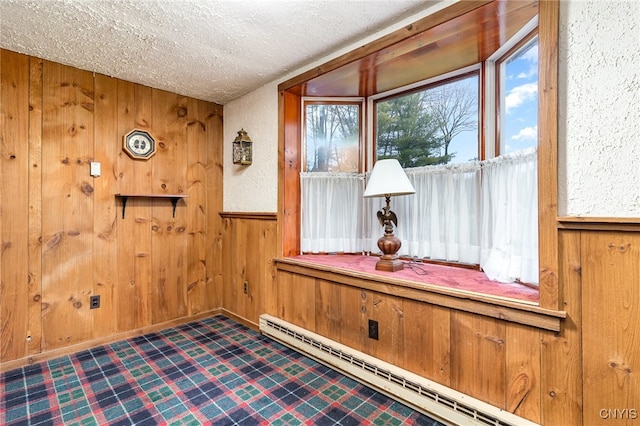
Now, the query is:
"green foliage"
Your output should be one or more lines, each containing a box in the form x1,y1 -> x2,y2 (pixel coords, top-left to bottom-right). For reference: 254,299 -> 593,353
377,92 -> 453,168
304,76 -> 477,171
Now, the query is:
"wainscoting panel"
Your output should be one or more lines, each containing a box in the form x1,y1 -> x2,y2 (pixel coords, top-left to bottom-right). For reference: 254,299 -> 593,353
581,230 -> 640,424
273,265 -> 548,423
269,223 -> 640,424
220,213 -> 277,326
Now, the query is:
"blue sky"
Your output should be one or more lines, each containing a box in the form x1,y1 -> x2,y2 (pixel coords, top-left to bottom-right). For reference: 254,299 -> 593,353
448,37 -> 539,162
502,38 -> 539,154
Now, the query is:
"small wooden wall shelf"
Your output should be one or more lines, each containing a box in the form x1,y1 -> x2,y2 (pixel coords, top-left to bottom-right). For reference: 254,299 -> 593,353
115,194 -> 188,218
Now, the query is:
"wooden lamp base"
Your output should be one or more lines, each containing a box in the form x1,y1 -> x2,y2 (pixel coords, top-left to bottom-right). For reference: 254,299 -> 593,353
376,233 -> 404,272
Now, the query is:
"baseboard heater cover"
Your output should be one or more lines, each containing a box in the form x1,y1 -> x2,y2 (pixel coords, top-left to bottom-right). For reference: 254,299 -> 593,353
259,314 -> 539,426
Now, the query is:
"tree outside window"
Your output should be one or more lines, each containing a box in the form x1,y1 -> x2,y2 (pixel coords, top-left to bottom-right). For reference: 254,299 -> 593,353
375,74 -> 479,166
304,103 -> 361,173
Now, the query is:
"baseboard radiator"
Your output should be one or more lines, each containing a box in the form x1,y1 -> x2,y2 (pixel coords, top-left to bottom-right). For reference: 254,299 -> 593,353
259,314 -> 539,426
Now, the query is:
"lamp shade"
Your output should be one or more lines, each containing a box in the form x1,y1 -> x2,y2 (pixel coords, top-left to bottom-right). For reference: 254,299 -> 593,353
363,159 -> 415,198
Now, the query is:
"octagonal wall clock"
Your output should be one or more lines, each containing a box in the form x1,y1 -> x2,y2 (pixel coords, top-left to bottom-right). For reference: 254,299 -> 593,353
123,129 -> 156,160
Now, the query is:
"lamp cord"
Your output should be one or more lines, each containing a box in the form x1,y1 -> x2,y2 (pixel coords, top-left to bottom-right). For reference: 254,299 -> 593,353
404,259 -> 428,276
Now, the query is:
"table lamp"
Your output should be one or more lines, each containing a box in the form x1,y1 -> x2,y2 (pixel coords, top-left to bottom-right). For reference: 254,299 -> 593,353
363,159 -> 415,271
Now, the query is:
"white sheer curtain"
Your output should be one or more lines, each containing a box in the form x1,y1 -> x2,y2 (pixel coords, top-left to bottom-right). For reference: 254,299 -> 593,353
300,148 -> 538,284
364,162 -> 482,264
480,147 -> 538,284
300,172 -> 364,253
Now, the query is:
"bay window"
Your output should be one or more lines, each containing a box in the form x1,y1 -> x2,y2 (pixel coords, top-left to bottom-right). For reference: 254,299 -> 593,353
281,0 -> 557,299
300,25 -> 538,284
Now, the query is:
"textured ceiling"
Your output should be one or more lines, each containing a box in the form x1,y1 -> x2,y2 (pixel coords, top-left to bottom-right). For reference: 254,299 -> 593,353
0,0 -> 439,104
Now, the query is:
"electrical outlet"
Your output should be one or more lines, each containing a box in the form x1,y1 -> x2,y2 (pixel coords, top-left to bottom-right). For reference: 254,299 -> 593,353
368,319 -> 379,340
90,295 -> 100,309
243,281 -> 249,294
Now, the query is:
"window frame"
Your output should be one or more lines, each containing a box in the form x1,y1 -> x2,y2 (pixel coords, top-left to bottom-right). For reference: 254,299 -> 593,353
368,65 -> 482,168
485,16 -> 539,158
495,32 -> 539,157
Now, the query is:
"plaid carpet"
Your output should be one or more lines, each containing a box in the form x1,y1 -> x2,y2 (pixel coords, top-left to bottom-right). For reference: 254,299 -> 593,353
1,315 -> 443,425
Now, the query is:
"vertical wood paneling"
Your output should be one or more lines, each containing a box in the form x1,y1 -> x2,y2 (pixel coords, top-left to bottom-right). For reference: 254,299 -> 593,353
116,82 -> 152,331
277,271 -> 294,324
235,219 -> 248,316
117,83 -> 154,194
358,290 -> 377,357
151,90 -> 187,195
243,220 -> 260,320
131,85 -> 154,325
339,286 -> 367,350
1,49 -> 223,367
150,90 -> 188,324
27,56 -> 44,356
257,221 -> 277,322
186,98 -> 208,316
315,279 -> 343,339
541,229 -> 583,425
221,217 -> 240,316
277,271 -> 315,330
370,291 -> 405,365
41,60 -> 95,350
205,104 -> 224,311
403,299 -> 451,386
220,218 -> 234,314
93,74 -> 119,338
236,219 -> 251,318
450,311 -> 507,408
1,50 -> 30,361
263,240 -> 279,317
221,216 -> 277,324
506,323 -> 541,422
582,231 -> 639,425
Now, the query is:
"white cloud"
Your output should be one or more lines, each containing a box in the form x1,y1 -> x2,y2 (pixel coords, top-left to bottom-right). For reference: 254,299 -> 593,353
512,125 -> 538,140
522,44 -> 538,63
516,45 -> 539,79
516,66 -> 538,80
505,83 -> 538,113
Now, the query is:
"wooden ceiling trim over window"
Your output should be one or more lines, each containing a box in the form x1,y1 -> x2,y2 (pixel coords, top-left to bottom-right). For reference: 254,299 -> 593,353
278,1 -> 493,93
278,0 -> 537,98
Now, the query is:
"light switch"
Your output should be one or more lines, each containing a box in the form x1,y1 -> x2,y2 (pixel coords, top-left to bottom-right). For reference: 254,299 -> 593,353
90,162 -> 101,177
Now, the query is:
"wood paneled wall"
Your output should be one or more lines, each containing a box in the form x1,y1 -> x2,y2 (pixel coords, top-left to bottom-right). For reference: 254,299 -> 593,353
1,49 -> 224,367
219,213 -> 278,325
262,224 -> 639,426
3,48 -> 638,426
274,269 -> 545,423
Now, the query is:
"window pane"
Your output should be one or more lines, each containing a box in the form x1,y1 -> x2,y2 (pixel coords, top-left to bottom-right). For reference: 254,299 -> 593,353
304,103 -> 360,172
376,74 -> 479,167
500,36 -> 538,154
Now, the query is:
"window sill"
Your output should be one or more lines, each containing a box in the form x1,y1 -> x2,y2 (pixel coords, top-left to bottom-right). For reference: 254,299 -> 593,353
275,255 -> 565,332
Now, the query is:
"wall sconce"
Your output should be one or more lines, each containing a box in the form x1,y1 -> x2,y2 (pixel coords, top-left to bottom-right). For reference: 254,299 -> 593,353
232,129 -> 253,165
